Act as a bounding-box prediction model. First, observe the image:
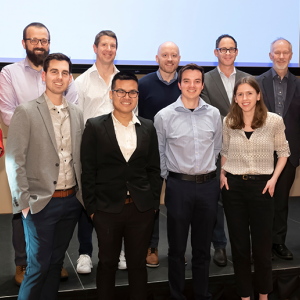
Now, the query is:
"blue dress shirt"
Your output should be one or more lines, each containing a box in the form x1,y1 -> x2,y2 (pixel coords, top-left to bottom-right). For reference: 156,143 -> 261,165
154,96 -> 222,179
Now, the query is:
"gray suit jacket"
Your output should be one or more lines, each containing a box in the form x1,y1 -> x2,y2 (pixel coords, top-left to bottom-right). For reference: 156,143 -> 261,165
201,67 -> 250,117
6,94 -> 84,214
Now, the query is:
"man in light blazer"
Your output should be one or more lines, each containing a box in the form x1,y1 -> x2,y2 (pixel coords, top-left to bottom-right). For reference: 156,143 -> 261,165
257,38 -> 300,260
6,53 -> 84,300
81,72 -> 161,300
201,34 -> 249,267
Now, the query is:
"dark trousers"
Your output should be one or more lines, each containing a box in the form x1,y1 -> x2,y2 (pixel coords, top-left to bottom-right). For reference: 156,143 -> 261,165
212,156 -> 227,249
223,175 -> 273,297
93,203 -> 154,300
12,200 -> 93,267
77,207 -> 94,257
272,158 -> 296,244
149,210 -> 159,248
18,194 -> 82,300
165,176 -> 219,300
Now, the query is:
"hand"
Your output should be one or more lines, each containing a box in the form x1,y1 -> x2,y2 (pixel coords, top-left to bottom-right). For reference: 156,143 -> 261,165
220,174 -> 229,190
90,213 -> 94,220
22,207 -> 30,218
262,177 -> 277,197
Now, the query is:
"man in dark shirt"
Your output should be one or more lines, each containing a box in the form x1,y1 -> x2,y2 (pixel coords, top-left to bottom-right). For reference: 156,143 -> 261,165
257,38 -> 300,260
138,41 -> 181,267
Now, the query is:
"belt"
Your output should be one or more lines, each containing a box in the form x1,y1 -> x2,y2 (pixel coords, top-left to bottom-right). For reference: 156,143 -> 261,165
226,173 -> 272,181
168,171 -> 216,184
53,187 -> 75,198
125,195 -> 133,204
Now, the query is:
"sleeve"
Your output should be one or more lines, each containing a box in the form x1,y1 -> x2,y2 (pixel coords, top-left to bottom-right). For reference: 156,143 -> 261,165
137,80 -> 146,117
0,67 -> 18,126
146,124 -> 161,210
5,105 -> 31,212
214,111 -> 222,162
75,77 -> 84,113
200,83 -> 212,105
274,117 -> 290,158
80,119 -> 98,216
220,117 -> 230,158
64,77 -> 78,105
154,113 -> 168,179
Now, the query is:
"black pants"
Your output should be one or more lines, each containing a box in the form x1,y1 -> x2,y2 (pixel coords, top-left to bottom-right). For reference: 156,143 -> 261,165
272,158 -> 296,244
165,176 -> 219,300
222,174 -> 274,297
93,202 -> 154,300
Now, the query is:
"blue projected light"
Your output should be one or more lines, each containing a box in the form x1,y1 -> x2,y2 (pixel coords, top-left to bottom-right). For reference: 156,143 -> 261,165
0,0 -> 299,67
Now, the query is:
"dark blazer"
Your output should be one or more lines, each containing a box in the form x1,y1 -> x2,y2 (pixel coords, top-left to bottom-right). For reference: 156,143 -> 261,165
81,113 -> 161,217
201,67 -> 250,117
256,69 -> 300,168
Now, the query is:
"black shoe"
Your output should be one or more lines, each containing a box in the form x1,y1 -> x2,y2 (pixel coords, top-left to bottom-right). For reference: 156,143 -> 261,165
213,248 -> 227,267
272,244 -> 293,260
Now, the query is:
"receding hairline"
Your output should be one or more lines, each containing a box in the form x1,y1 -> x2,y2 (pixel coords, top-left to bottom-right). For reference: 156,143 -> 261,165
157,41 -> 180,55
270,38 -> 292,53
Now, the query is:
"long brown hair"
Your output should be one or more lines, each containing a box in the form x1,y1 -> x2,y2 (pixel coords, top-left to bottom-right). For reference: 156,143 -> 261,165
226,76 -> 268,130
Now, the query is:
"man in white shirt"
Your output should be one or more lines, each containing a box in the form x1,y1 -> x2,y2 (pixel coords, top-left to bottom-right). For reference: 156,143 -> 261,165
201,34 -> 249,267
75,30 -> 119,124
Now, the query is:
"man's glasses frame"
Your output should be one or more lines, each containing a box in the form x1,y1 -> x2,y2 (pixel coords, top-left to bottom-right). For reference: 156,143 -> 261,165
24,38 -> 50,46
217,47 -> 237,54
112,89 -> 139,98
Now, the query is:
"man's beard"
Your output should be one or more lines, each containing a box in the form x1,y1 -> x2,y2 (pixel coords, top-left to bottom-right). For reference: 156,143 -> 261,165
26,46 -> 49,68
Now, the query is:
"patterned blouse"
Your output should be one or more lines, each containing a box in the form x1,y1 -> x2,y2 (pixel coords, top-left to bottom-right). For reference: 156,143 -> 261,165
221,112 -> 290,175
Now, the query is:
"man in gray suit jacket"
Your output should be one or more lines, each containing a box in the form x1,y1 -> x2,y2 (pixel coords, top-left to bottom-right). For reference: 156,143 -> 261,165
201,34 -> 249,267
6,53 -> 84,300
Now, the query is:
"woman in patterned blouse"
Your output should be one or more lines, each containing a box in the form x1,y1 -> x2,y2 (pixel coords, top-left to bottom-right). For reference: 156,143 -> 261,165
220,76 -> 290,300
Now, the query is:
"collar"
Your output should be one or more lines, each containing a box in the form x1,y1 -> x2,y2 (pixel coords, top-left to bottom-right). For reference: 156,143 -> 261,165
156,69 -> 178,85
24,57 -> 43,73
44,92 -> 68,111
90,63 -> 119,76
174,95 -> 208,112
112,111 -> 141,126
217,66 -> 236,77
271,67 -> 289,79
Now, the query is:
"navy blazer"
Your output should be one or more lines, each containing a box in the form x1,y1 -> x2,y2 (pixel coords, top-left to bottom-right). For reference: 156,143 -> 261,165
81,113 -> 161,217
256,69 -> 300,168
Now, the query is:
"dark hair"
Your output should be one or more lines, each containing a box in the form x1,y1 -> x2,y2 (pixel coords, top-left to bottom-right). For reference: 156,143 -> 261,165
178,63 -> 204,84
111,72 -> 138,90
216,34 -> 237,49
43,53 -> 72,73
94,30 -> 118,49
226,76 -> 268,130
23,22 -> 50,41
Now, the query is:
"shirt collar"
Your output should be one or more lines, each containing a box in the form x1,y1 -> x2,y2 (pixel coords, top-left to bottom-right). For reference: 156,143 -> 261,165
24,57 -> 43,73
44,92 -> 68,111
91,63 -> 119,76
156,69 -> 178,85
271,67 -> 289,79
217,66 -> 236,77
112,111 -> 141,126
174,95 -> 209,112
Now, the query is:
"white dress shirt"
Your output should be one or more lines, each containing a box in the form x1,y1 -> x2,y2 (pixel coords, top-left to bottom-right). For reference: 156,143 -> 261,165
217,66 -> 236,103
45,93 -> 76,190
75,64 -> 119,124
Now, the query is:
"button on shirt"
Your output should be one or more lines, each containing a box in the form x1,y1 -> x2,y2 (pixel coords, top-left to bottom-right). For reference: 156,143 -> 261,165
44,93 -> 76,190
217,66 -> 236,103
154,96 -> 222,179
0,58 -> 78,126
75,64 -> 119,124
272,68 -> 288,117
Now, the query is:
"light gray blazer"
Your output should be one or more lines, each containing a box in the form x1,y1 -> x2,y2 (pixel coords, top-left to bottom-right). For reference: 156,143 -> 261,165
201,67 -> 250,117
6,94 -> 84,214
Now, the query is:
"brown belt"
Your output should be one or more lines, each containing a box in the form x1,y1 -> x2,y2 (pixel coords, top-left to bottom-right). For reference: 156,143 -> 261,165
53,187 -> 75,198
125,195 -> 133,204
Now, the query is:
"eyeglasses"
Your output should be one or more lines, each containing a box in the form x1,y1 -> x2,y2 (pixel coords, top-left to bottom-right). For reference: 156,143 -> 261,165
24,38 -> 50,46
217,47 -> 237,54
112,89 -> 139,98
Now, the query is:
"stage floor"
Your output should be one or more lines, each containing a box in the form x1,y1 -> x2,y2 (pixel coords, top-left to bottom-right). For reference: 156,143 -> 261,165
1,199 -> 300,299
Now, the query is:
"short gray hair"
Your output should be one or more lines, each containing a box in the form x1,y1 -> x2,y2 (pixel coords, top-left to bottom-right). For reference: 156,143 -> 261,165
94,30 -> 118,49
270,38 -> 292,52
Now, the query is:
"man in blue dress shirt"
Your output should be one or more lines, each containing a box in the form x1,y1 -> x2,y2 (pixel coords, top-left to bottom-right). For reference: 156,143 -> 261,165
154,63 -> 222,300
